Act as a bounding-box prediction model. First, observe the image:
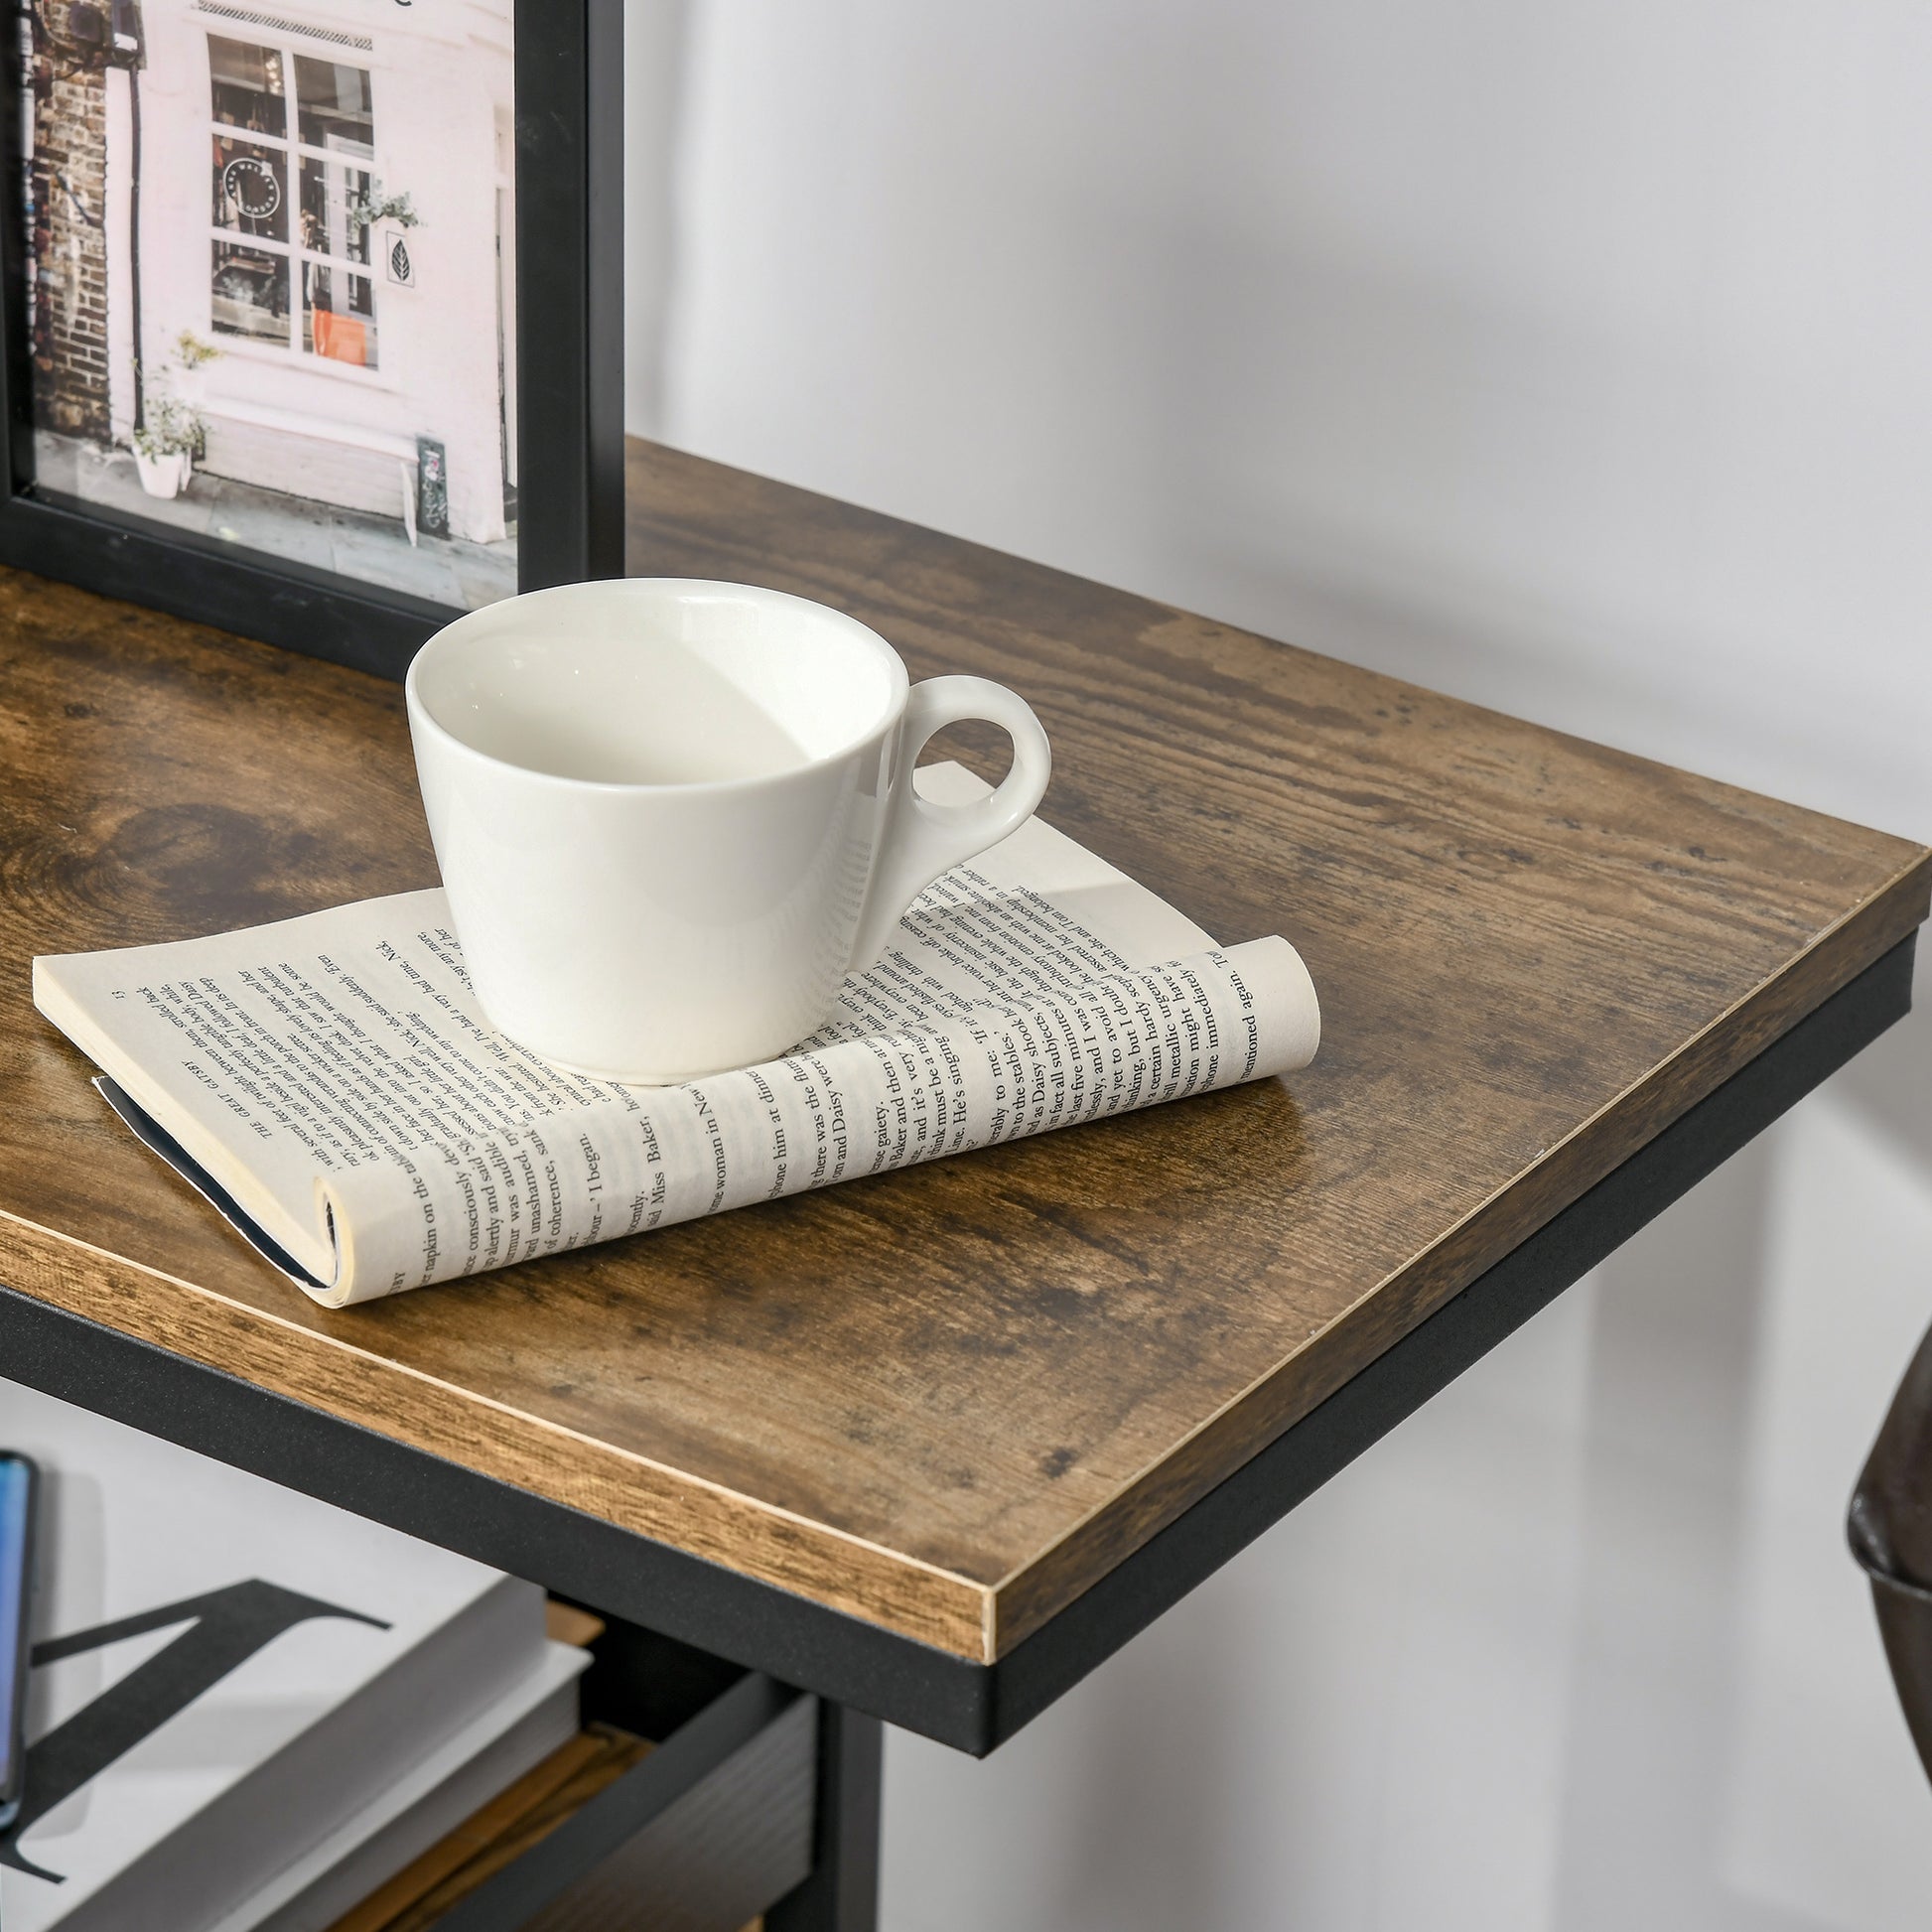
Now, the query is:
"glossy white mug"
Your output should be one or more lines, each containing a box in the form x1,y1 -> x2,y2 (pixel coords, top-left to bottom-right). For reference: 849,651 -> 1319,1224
406,578 -> 1051,1083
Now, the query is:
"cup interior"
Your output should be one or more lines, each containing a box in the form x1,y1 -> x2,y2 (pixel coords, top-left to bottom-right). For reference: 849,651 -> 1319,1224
410,580 -> 907,786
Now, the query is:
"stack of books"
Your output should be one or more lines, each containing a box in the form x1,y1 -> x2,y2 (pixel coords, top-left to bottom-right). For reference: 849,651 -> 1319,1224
0,1379 -> 623,1932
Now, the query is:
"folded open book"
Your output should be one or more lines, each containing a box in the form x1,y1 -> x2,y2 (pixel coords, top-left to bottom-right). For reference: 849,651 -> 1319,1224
33,765 -> 1320,1307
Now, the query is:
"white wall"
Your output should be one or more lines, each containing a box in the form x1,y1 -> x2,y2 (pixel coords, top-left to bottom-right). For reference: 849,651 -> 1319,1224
627,5 -> 1932,1926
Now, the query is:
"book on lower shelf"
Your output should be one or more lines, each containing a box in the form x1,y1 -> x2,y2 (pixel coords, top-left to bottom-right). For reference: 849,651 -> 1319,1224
0,1380 -> 594,1932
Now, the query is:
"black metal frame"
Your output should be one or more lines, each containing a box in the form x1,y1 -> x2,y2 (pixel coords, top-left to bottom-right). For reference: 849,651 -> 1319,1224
767,1705 -> 883,1932
0,0 -> 623,680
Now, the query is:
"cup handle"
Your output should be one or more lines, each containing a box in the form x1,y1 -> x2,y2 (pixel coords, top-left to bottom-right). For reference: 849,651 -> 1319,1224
848,675 -> 1052,971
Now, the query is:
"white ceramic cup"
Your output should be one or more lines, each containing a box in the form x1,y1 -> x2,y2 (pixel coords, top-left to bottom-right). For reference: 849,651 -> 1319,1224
405,578 -> 1051,1083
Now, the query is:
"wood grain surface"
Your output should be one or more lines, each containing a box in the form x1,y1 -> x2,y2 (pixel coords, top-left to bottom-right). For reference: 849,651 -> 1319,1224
0,437 -> 1925,1664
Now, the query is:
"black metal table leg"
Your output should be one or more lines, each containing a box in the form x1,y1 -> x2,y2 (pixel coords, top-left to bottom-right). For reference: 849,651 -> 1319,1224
768,1703 -> 883,1932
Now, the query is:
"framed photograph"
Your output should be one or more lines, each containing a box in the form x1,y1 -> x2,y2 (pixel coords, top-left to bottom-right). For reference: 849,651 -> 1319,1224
0,0 -> 622,679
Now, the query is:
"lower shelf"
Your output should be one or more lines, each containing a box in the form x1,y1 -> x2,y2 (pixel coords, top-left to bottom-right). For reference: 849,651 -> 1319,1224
326,1614 -> 819,1932
327,1725 -> 651,1931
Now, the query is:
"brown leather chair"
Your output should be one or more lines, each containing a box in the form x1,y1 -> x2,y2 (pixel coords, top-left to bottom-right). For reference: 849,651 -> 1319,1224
1849,1318 -> 1932,1783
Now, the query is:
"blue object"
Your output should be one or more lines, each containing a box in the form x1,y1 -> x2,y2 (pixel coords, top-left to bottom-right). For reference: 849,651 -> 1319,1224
0,1451 -> 35,1831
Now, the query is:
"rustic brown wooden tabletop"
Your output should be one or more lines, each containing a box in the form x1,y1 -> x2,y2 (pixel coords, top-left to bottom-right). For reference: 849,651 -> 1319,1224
2,438 -> 1926,1715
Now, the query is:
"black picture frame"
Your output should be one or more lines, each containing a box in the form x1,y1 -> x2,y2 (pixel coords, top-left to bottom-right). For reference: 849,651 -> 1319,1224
0,0 -> 622,682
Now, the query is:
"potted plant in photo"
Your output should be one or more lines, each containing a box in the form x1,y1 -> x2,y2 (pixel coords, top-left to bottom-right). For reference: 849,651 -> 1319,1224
132,395 -> 204,500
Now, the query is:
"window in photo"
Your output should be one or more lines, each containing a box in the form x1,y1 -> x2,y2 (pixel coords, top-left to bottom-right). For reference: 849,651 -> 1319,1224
208,36 -> 287,138
294,57 -> 374,151
211,137 -> 288,242
210,242 -> 288,344
207,35 -> 377,368
300,157 -> 372,266
304,265 -> 376,367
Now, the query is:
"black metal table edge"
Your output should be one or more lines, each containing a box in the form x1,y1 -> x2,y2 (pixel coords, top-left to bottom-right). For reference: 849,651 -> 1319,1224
0,934 -> 1914,1755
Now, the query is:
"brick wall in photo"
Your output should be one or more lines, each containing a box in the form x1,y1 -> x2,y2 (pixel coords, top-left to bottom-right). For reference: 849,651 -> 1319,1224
30,19 -> 111,442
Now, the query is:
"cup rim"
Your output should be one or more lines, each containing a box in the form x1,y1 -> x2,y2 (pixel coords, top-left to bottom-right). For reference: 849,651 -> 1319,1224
404,578 -> 911,794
